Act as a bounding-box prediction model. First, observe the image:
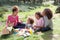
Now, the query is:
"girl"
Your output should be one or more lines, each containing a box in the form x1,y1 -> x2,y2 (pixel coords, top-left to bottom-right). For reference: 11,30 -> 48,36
25,17 -> 34,34
7,5 -> 26,29
34,12 -> 44,31
2,5 -> 22,35
7,5 -> 20,27
26,17 -> 34,28
41,8 -> 53,32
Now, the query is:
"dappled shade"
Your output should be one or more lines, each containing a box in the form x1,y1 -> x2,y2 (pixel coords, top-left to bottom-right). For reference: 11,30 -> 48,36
55,7 -> 60,13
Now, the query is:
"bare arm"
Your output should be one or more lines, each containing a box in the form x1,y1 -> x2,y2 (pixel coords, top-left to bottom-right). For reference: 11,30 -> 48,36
34,25 -> 43,28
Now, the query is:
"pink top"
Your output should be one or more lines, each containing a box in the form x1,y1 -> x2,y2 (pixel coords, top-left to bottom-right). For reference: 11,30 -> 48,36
6,15 -> 19,27
35,18 -> 44,27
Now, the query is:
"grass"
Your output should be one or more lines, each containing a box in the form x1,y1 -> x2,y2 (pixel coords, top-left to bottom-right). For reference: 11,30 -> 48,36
0,4 -> 60,40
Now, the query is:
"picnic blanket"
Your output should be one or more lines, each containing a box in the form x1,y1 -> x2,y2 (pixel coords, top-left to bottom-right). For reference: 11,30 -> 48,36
13,28 -> 34,37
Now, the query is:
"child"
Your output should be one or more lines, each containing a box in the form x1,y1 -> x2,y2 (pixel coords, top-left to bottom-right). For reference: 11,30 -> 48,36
33,12 -> 44,32
25,17 -> 34,34
40,8 -> 53,32
1,5 -> 21,35
7,5 -> 23,28
16,18 -> 34,37
26,17 -> 34,28
42,8 -> 53,28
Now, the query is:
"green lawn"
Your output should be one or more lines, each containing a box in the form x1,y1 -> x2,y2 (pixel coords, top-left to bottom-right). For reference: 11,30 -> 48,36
0,4 -> 60,40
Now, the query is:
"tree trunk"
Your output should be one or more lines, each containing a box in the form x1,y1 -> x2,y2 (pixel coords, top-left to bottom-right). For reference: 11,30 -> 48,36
54,0 -> 58,5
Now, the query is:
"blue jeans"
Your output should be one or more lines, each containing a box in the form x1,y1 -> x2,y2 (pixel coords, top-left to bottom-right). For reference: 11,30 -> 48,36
34,27 -> 52,33
13,22 -> 26,29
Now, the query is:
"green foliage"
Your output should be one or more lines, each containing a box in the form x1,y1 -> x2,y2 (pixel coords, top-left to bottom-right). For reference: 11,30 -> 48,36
54,0 -> 60,5
54,0 -> 58,5
0,0 -> 43,5
16,37 -> 24,40
42,4 -> 51,7
0,7 -> 9,18
0,2 -> 3,6
0,7 -> 9,12
55,7 -> 60,13
28,7 -> 35,10
0,12 -> 5,18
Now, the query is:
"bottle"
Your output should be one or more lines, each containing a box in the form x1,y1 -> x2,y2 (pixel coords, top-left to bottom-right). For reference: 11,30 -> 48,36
29,28 -> 33,34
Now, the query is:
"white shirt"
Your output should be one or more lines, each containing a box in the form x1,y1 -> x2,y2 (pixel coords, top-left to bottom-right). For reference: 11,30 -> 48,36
43,16 -> 53,29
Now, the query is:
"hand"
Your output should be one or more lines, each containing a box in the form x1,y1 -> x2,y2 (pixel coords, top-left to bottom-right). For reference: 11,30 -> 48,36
32,25 -> 36,29
8,22 -> 14,27
20,20 -> 23,23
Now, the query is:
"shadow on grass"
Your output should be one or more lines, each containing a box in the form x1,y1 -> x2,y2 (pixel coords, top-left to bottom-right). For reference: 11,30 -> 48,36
41,30 -> 53,40
0,34 -> 11,40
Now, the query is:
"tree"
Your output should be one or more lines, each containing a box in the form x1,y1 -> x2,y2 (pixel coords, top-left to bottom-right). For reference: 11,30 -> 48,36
0,2 -> 2,6
32,0 -> 43,4
54,0 -> 60,5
